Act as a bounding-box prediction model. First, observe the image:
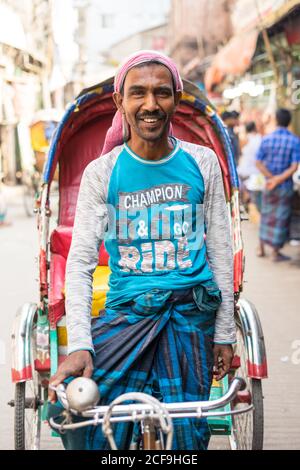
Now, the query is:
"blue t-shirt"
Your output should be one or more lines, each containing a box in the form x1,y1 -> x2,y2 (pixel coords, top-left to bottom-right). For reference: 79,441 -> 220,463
104,139 -> 214,308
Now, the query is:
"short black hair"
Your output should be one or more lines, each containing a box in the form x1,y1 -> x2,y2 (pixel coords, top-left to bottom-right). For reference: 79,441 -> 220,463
221,111 -> 232,121
245,121 -> 257,133
276,108 -> 291,127
119,60 -> 176,95
231,110 -> 240,119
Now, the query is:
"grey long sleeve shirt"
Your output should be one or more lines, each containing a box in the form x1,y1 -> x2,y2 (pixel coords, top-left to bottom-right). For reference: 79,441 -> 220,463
65,140 -> 236,355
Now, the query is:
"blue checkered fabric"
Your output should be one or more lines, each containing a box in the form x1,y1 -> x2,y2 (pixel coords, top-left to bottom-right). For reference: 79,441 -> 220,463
256,128 -> 300,190
48,289 -> 216,450
260,186 -> 294,248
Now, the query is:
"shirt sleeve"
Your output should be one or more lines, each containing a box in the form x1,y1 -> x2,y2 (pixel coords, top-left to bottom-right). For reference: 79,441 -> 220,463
292,137 -> 300,164
204,151 -> 236,344
65,161 -> 108,355
256,139 -> 266,162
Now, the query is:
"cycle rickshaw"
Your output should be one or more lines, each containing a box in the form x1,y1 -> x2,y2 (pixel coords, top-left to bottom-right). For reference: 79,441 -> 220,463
9,77 -> 268,450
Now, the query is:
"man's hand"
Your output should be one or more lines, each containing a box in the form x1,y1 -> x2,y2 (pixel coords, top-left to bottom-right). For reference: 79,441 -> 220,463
266,175 -> 281,191
48,350 -> 94,404
213,344 -> 234,381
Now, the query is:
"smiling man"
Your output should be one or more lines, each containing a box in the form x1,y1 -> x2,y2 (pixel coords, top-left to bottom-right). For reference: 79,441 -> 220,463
48,51 -> 235,450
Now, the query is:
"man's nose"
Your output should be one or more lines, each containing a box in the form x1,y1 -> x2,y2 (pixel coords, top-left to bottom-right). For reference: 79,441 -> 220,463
143,92 -> 159,112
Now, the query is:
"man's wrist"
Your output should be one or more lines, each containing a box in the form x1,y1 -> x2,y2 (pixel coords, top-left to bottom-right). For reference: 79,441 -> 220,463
68,348 -> 95,357
277,174 -> 285,184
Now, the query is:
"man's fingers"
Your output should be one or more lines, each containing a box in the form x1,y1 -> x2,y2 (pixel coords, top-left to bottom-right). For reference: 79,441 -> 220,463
214,357 -> 232,381
215,364 -> 228,381
82,365 -> 94,378
49,373 -> 68,403
48,388 -> 56,403
213,350 -> 220,369
48,383 -> 59,404
48,375 -> 58,403
50,373 -> 68,388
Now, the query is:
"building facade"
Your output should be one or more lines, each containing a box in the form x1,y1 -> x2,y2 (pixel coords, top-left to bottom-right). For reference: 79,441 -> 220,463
72,0 -> 171,87
0,0 -> 53,181
204,0 -> 300,134
169,0 -> 234,84
106,24 -> 168,67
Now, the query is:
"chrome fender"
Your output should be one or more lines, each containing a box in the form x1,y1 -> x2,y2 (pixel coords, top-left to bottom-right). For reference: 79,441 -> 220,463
236,298 -> 268,379
11,302 -> 37,383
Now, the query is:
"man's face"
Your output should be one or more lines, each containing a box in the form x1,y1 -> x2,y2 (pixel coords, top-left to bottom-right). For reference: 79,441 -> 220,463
225,117 -> 235,128
113,63 -> 181,143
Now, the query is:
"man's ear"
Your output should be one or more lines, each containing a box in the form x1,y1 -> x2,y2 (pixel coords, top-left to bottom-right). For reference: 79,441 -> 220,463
113,91 -> 124,112
174,90 -> 182,108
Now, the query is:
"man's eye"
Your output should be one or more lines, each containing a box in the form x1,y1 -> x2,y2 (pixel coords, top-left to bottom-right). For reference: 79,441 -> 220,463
157,91 -> 171,97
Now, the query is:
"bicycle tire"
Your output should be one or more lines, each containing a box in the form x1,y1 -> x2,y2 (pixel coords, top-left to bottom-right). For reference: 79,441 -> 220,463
229,326 -> 264,450
14,380 -> 42,450
14,382 -> 26,450
14,320 -> 42,450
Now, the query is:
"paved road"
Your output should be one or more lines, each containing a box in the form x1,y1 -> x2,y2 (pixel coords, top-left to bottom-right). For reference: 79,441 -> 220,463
240,220 -> 300,450
1,187 -> 299,450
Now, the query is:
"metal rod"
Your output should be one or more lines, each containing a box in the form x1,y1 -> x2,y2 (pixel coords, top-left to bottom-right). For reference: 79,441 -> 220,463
50,377 -> 249,434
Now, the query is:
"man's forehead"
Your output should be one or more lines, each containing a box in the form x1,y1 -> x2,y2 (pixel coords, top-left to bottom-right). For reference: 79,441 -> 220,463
123,63 -> 174,89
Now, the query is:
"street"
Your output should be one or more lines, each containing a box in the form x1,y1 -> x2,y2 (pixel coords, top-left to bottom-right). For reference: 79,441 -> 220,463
0,187 -> 300,450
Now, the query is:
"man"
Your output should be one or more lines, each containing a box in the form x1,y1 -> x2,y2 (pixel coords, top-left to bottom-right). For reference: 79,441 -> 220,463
221,110 -> 241,165
48,51 -> 235,450
0,174 -> 8,227
238,121 -> 263,212
256,108 -> 300,261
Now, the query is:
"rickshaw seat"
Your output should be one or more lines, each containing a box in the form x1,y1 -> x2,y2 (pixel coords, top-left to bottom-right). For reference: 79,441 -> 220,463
49,226 -> 109,326
50,225 -> 109,265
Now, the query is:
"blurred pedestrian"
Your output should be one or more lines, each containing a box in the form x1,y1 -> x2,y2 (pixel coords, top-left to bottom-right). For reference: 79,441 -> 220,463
0,177 -> 8,228
221,111 -> 241,165
256,108 -> 300,261
238,121 -> 263,211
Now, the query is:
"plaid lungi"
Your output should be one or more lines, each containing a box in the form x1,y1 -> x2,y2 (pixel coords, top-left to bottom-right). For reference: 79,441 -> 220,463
260,187 -> 294,248
48,287 -> 218,450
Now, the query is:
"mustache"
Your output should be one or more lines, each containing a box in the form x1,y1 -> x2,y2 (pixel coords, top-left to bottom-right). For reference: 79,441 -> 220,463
137,111 -> 166,120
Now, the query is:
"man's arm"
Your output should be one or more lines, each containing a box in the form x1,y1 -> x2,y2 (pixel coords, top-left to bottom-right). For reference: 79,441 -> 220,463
48,160 -> 108,403
65,161 -> 108,355
255,140 -> 274,179
179,141 -> 236,347
204,149 -> 236,345
256,160 -> 273,179
203,150 -> 235,380
264,162 -> 298,191
256,134 -> 300,190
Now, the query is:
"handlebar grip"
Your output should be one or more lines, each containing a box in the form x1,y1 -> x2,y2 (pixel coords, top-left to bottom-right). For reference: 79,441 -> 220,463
234,376 -> 247,391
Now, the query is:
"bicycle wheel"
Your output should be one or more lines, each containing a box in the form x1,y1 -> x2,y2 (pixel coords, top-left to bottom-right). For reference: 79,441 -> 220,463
14,326 -> 42,450
229,325 -> 264,450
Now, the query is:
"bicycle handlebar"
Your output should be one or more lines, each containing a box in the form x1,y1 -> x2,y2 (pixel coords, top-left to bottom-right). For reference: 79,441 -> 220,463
49,376 -> 252,435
